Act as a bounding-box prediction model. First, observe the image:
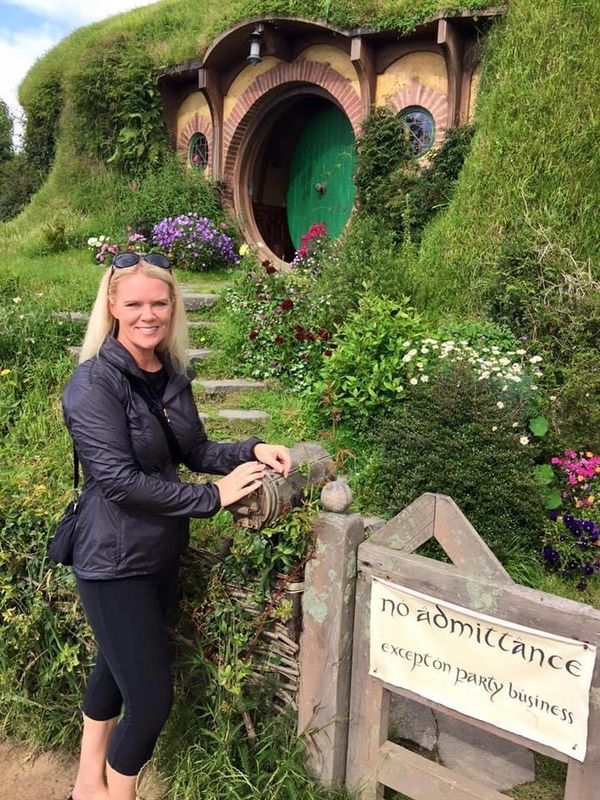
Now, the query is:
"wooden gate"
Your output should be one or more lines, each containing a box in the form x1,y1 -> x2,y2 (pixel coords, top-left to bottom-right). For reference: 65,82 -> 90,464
344,493 -> 600,800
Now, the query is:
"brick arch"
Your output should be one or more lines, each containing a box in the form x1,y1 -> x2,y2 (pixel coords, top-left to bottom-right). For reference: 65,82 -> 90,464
387,76 -> 449,149
223,59 -> 363,187
177,114 -> 213,173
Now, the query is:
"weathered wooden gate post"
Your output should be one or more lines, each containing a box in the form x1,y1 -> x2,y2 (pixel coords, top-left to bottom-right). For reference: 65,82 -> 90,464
297,480 -> 365,787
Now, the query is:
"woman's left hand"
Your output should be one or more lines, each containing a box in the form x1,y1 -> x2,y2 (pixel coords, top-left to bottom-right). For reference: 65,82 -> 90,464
253,443 -> 292,478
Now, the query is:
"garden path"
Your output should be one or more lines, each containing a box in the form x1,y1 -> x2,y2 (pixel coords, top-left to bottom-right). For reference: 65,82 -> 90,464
0,741 -> 164,799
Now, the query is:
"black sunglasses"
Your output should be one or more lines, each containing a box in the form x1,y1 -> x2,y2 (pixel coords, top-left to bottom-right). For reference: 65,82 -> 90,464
111,252 -> 171,270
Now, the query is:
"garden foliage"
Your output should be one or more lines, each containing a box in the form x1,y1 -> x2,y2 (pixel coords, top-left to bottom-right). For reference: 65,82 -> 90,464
222,260 -> 334,388
368,361 -> 548,566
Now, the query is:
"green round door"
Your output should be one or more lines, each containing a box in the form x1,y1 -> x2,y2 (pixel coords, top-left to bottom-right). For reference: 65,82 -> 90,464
286,105 -> 356,248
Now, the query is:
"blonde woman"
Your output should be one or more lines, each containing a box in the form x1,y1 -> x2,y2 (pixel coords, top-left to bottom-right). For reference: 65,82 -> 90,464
63,253 -> 290,800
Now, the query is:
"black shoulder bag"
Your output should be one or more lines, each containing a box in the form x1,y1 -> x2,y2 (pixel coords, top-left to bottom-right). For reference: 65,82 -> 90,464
48,377 -> 182,567
47,444 -> 79,566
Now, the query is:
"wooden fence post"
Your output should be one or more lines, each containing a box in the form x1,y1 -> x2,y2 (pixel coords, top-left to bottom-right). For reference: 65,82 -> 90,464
297,481 -> 365,787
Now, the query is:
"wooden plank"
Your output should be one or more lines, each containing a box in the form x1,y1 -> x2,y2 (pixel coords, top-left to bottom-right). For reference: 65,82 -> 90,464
377,741 -> 508,800
297,512 -> 365,787
381,682 -> 568,764
433,495 -> 512,583
565,687 -> 600,799
358,542 -> 600,649
346,571 -> 388,800
368,493 -> 435,552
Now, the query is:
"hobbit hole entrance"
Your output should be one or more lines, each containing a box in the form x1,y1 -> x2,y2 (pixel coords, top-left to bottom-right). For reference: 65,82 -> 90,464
247,96 -> 356,262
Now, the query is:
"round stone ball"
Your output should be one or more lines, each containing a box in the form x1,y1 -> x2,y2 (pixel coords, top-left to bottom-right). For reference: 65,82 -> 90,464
321,480 -> 353,513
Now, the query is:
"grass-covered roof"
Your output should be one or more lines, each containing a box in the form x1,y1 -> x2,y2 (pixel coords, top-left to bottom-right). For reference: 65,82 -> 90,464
7,0 -> 600,337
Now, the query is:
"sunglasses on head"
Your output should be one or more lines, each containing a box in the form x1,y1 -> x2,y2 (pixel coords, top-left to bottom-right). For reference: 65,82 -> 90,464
111,252 -> 171,270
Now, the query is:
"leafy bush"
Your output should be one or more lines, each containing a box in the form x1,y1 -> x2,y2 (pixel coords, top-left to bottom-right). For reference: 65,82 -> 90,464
403,125 -> 475,243
369,361 -> 547,564
311,293 -> 426,424
221,260 -> 333,388
0,154 -> 42,222
67,35 -> 168,175
316,216 -> 409,324
0,99 -> 13,163
354,107 -> 412,233
153,212 -> 238,271
124,155 -> 226,236
550,349 -> 600,452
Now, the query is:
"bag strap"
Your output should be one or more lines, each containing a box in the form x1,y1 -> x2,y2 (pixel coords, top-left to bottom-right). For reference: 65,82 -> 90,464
73,442 -> 80,505
128,376 -> 183,464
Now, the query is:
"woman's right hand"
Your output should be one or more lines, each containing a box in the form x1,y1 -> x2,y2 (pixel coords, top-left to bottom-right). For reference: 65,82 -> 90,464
215,461 -> 266,507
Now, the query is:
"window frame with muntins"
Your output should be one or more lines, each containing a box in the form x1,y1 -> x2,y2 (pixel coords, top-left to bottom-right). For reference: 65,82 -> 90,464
398,106 -> 436,159
188,132 -> 209,170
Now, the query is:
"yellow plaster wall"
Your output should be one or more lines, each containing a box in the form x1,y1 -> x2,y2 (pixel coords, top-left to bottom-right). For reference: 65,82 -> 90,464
224,56 -> 282,120
468,64 -> 482,122
376,52 -> 448,106
296,44 -> 361,98
176,91 -> 211,141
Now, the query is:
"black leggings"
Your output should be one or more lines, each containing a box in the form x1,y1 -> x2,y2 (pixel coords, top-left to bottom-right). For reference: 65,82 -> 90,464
76,560 -> 179,776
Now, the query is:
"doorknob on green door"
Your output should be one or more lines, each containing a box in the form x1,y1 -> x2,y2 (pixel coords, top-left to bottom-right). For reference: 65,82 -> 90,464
315,182 -> 327,194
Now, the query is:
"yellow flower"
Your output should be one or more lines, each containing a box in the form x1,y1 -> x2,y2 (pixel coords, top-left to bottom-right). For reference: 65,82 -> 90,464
589,496 -> 595,505
585,451 -> 594,458
239,243 -> 250,256
0,368 -> 10,377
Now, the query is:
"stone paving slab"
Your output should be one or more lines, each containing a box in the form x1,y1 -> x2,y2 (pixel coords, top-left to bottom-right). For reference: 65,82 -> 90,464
182,292 -> 219,310
217,409 -> 270,420
68,346 -> 214,362
194,378 -> 267,394
55,311 -> 90,322
188,348 -> 213,362
188,320 -> 217,329
55,312 -> 216,330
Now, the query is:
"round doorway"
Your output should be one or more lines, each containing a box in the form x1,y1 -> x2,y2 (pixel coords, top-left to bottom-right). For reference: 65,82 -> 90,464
244,95 -> 356,262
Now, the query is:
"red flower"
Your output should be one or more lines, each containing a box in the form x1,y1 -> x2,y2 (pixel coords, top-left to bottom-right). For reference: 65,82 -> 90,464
294,325 -> 306,340
324,349 -> 333,357
281,299 -> 294,311
261,259 -> 272,267
249,330 -> 258,340
274,335 -> 284,345
265,265 -> 276,274
318,328 -> 331,341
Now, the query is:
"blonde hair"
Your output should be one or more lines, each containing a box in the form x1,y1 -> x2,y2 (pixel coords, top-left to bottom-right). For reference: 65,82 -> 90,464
79,260 -> 190,373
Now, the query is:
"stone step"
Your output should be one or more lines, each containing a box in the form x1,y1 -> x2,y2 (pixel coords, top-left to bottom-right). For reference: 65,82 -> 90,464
217,409 -> 270,420
55,311 -> 90,322
56,312 -> 217,329
194,378 -> 267,394
198,409 -> 270,421
182,292 -> 219,310
68,346 -> 214,363
188,320 -> 217,329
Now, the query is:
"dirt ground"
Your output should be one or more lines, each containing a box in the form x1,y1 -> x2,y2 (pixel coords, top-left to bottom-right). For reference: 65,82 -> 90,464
0,742 -> 164,800
0,742 -> 77,800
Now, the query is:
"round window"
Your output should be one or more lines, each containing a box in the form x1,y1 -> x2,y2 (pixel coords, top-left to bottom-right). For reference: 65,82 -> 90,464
398,107 -> 435,158
188,133 -> 209,170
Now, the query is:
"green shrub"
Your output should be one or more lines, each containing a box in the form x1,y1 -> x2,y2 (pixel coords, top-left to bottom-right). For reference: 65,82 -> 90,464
0,100 -> 13,163
67,33 -> 169,175
316,216 -> 409,324
311,293 -> 427,424
403,125 -> 475,243
354,107 -> 413,234
21,69 -> 63,177
550,350 -> 600,453
0,154 -> 42,222
369,361 -> 547,564
221,259 -> 333,388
